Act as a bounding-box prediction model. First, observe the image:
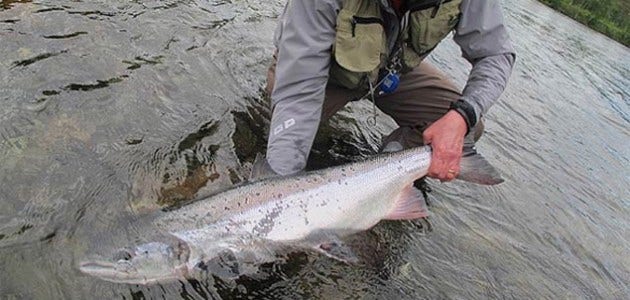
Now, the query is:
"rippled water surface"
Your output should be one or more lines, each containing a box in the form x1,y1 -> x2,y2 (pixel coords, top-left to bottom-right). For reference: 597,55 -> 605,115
1,0 -> 628,299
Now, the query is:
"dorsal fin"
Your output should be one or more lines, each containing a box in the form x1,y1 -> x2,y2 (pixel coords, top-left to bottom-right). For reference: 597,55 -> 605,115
381,141 -> 404,153
248,153 -> 279,182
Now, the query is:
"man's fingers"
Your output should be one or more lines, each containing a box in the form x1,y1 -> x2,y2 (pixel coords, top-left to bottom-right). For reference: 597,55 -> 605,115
429,154 -> 461,182
429,158 -> 453,182
440,168 -> 456,182
422,113 -> 466,182
445,167 -> 458,181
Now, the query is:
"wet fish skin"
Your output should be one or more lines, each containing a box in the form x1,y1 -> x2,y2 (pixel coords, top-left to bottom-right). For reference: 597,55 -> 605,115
80,146 -> 501,284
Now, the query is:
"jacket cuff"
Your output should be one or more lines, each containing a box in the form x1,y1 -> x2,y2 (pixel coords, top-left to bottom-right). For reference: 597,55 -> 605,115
449,99 -> 477,135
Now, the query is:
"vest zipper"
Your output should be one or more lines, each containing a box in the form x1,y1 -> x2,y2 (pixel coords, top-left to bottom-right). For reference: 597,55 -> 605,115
351,16 -> 384,37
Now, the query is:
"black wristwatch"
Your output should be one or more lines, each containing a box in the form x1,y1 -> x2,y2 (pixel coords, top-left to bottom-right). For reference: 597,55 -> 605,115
449,99 -> 477,135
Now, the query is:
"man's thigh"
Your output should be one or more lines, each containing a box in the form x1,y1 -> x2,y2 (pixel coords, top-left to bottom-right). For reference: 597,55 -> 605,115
375,61 -> 462,129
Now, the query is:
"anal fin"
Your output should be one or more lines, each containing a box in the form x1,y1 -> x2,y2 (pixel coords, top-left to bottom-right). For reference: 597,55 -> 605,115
385,185 -> 429,220
315,241 -> 359,264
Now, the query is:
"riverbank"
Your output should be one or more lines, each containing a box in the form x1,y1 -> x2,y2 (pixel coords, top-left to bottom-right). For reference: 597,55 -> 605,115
538,0 -> 629,47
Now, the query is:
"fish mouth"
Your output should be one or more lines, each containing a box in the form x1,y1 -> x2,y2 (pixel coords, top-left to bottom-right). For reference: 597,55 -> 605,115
79,242 -> 190,284
79,259 -> 188,285
79,260 -> 136,283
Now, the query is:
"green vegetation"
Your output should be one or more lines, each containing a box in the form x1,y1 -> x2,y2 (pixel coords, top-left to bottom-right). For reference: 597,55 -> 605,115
538,0 -> 629,46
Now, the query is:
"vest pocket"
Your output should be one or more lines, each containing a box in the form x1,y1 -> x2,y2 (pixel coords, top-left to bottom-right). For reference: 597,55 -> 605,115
407,0 -> 461,56
334,10 -> 384,73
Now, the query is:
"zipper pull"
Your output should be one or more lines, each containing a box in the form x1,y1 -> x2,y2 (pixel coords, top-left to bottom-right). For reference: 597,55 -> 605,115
351,18 -> 357,37
431,0 -> 444,18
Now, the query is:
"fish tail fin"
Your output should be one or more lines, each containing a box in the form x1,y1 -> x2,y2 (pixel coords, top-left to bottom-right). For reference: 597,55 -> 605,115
385,184 -> 429,220
457,146 -> 504,185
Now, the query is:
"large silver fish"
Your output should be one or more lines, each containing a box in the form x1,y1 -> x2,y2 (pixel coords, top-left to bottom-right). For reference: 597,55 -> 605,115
79,146 -> 502,284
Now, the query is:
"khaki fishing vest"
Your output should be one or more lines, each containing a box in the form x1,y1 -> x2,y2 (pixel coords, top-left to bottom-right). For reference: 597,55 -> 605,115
329,0 -> 462,90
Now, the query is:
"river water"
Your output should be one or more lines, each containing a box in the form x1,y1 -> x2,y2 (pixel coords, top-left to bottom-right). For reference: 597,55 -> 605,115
0,0 -> 628,299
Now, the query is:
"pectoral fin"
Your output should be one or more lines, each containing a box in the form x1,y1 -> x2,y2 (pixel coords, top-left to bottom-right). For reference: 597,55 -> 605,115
249,153 -> 279,181
315,241 -> 359,264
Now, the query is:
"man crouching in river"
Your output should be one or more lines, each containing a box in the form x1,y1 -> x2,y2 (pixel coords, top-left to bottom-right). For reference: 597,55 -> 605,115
264,0 -> 515,195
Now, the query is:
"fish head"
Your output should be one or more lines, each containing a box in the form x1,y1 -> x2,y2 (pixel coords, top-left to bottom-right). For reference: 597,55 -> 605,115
79,241 -> 190,284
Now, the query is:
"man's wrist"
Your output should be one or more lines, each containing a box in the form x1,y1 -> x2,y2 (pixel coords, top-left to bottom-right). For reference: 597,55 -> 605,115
449,100 -> 477,135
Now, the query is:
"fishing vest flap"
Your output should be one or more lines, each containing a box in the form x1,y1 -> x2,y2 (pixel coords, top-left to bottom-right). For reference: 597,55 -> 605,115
330,0 -> 386,90
334,9 -> 385,72
406,0 -> 462,56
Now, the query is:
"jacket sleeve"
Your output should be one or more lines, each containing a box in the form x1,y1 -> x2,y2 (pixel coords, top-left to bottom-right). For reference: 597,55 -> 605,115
266,0 -> 341,175
454,0 -> 516,123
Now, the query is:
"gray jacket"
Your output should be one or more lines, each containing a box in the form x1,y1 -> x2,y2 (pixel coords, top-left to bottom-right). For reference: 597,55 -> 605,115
267,0 -> 516,175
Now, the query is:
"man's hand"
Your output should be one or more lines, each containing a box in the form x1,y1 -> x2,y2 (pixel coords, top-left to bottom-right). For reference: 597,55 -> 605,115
422,110 -> 468,182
